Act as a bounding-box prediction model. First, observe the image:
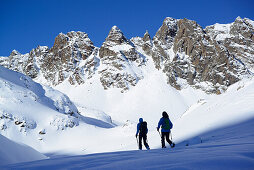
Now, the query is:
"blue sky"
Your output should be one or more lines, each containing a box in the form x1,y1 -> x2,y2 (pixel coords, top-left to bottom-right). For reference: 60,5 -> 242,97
0,0 -> 253,56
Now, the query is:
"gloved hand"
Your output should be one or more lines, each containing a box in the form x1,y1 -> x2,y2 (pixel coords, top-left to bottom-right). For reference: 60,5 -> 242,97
157,127 -> 159,132
135,134 -> 138,138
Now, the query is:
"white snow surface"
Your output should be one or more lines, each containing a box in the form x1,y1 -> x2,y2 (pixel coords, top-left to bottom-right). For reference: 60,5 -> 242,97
0,134 -> 47,165
1,47 -> 254,169
0,66 -> 81,154
205,23 -> 233,41
1,117 -> 254,169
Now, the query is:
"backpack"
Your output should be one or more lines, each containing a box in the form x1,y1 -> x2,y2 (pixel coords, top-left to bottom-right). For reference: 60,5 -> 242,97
139,121 -> 147,134
162,118 -> 171,130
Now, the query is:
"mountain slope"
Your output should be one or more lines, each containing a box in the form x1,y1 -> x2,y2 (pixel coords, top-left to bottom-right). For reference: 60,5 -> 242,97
0,66 -> 82,152
1,65 -> 254,157
2,117 -> 254,169
0,16 -> 254,169
0,134 -> 47,166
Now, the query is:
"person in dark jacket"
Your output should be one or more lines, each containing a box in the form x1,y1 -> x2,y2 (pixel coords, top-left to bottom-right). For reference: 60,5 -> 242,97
136,118 -> 150,150
157,111 -> 175,148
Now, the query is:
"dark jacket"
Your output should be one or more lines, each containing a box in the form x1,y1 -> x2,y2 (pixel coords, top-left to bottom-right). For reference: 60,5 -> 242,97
136,118 -> 148,135
158,117 -> 173,132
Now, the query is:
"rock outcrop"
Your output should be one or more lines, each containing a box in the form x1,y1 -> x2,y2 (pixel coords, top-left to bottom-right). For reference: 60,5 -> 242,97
0,17 -> 253,93
147,17 -> 253,93
0,31 -> 98,86
42,31 -> 97,85
98,26 -> 145,91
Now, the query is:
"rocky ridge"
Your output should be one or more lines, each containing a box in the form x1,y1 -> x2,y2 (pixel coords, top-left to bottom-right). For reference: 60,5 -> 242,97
0,17 -> 253,93
98,26 -> 145,91
1,32 -> 98,86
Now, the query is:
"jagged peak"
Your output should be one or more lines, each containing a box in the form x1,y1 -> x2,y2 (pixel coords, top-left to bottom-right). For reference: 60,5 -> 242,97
58,32 -> 65,35
154,17 -> 178,42
52,31 -> 94,50
243,18 -> 254,28
110,25 -> 121,32
143,30 -> 151,42
144,30 -> 150,36
233,16 -> 246,26
243,17 -> 254,22
164,17 -> 176,22
177,18 -> 202,29
10,50 -> 21,56
235,16 -> 243,22
163,17 -> 177,26
35,45 -> 49,52
104,26 -> 128,44
56,32 -> 68,39
107,25 -> 124,37
56,31 -> 90,39
66,31 -> 89,39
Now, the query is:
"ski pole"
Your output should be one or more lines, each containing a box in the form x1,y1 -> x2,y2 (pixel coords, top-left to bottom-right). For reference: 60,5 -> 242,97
157,128 -> 161,137
136,135 -> 139,148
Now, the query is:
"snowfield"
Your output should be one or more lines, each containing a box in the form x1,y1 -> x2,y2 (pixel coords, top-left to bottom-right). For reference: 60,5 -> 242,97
0,134 -> 47,166
0,57 -> 254,169
1,117 -> 254,169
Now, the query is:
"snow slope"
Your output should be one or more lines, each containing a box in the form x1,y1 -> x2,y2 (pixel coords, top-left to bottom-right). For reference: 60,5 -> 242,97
173,77 -> 254,143
38,74 -> 254,160
0,66 -> 81,153
1,60 -> 254,169
55,51 -> 209,128
2,117 -> 254,169
1,16 -> 254,169
0,134 -> 47,165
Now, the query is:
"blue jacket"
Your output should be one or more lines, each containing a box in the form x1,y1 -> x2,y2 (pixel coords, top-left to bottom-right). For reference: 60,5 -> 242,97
136,118 -> 148,135
158,117 -> 173,132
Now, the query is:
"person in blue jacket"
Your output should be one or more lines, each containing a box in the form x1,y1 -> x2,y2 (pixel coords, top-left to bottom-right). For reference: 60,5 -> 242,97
136,118 -> 150,150
157,111 -> 175,148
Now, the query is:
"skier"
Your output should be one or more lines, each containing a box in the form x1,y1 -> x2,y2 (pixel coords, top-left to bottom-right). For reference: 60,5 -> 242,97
157,111 -> 175,148
136,118 -> 150,150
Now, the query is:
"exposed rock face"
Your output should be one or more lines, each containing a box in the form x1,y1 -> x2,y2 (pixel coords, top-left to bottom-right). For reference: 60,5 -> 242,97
206,17 -> 254,73
0,31 -> 97,86
142,31 -> 153,55
152,17 -> 178,69
42,31 -> 97,85
0,17 -> 253,93
28,46 -> 49,78
167,18 -> 240,92
149,17 -> 253,93
98,26 -> 145,91
2,49 -> 40,79
131,31 -> 153,56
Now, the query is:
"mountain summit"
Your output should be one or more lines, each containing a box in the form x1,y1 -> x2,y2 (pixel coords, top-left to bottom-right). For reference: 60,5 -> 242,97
99,26 -> 144,91
0,17 -> 253,93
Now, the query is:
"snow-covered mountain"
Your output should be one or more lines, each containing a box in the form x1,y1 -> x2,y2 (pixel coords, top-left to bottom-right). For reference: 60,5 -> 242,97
0,66 -> 87,155
0,17 -> 253,93
1,67 -> 254,168
0,16 -> 254,168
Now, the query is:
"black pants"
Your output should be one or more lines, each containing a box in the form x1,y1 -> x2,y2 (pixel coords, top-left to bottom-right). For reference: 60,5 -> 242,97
161,132 -> 173,148
139,133 -> 149,150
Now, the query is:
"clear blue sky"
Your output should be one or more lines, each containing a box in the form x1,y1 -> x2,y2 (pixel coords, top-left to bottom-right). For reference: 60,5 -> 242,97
0,0 -> 253,56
